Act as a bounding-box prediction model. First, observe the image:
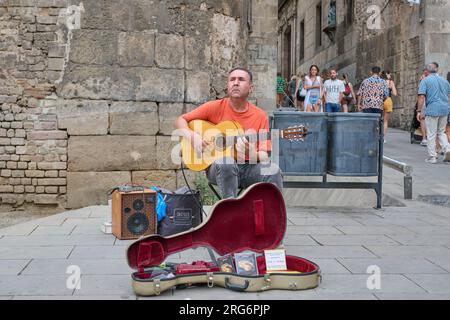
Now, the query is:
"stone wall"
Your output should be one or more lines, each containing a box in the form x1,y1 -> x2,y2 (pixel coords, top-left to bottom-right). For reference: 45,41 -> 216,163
0,0 -> 279,210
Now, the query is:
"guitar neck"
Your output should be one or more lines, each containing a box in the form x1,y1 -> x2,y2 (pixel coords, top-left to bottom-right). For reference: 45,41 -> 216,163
232,131 -> 272,144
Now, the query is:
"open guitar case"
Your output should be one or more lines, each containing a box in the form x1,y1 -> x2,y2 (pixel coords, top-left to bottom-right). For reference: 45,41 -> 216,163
126,182 -> 321,296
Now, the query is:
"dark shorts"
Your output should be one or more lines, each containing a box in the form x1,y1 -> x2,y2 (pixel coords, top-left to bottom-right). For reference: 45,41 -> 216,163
325,103 -> 341,113
296,91 -> 306,101
362,108 -> 383,115
448,114 -> 450,125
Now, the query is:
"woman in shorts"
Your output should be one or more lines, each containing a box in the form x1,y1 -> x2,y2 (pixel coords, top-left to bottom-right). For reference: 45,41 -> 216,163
303,65 -> 322,112
382,71 -> 397,142
340,73 -> 356,112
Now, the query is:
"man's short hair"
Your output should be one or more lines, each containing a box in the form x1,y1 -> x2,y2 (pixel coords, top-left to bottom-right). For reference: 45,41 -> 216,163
426,63 -> 438,73
229,67 -> 253,82
372,66 -> 381,74
431,62 -> 439,69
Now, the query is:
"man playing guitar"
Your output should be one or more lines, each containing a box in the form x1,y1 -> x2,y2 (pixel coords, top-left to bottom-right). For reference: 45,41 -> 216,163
174,67 -> 283,199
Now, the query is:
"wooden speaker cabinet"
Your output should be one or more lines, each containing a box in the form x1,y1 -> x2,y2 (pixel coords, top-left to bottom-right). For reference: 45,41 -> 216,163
112,189 -> 157,240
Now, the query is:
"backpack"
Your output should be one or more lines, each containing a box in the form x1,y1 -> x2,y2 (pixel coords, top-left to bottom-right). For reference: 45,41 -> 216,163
343,83 -> 352,96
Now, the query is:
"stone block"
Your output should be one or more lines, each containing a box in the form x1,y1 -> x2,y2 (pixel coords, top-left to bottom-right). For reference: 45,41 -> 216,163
109,102 -> 158,135
11,122 -> 23,129
79,0 -> 158,31
132,170 -> 177,191
136,68 -> 184,102
0,170 -> 11,178
25,170 -> 45,178
37,0 -> 68,8
34,194 -> 62,204
158,103 -> 184,136
58,66 -> 139,101
13,185 -> 24,193
68,136 -> 156,171
10,138 -> 25,146
0,185 -> 13,193
56,100 -> 109,135
44,186 -> 58,193
48,43 -> 66,58
15,129 -> 26,137
37,178 -> 66,186
185,36 -> 212,71
186,71 -> 211,103
11,170 -> 24,178
47,58 -> 65,71
0,138 -> 11,145
6,162 -> 17,169
67,171 -> 131,208
27,130 -> 67,140
155,33 -> 184,69
44,170 -> 58,177
69,29 -> 117,65
38,162 -> 66,170
118,31 -> 155,67
156,136 -> 181,170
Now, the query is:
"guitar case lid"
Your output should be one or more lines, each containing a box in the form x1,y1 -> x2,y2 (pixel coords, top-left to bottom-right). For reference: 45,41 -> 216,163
126,182 -> 287,271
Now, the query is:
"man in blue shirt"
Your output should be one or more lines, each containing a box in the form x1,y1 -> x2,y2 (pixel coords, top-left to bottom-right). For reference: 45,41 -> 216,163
418,62 -> 450,163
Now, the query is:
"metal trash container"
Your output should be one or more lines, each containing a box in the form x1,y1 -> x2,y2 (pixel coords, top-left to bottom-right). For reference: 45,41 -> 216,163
272,111 -> 327,176
327,113 -> 381,176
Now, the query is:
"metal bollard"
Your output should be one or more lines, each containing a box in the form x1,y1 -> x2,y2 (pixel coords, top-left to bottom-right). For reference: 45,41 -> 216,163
404,175 -> 412,200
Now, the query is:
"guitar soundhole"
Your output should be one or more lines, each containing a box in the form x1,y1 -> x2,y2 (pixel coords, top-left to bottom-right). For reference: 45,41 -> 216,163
214,135 -> 226,150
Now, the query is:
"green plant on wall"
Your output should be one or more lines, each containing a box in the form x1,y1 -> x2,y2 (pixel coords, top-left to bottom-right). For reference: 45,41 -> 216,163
194,174 -> 218,206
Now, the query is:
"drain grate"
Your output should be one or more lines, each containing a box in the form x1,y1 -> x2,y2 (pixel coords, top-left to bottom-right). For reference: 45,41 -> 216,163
418,195 -> 450,208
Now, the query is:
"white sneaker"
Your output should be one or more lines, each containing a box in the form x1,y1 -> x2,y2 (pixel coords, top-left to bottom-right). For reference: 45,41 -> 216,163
425,157 -> 437,164
444,150 -> 450,162
420,139 -> 428,146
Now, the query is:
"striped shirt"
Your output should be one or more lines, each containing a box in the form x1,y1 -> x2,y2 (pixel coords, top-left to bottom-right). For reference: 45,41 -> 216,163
276,76 -> 286,94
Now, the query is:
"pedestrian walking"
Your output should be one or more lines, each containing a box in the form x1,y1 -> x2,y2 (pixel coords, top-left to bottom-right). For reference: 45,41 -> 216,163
303,65 -> 323,112
341,73 -> 356,112
295,72 -> 307,111
417,62 -> 450,164
276,73 -> 286,108
416,69 -> 430,146
288,75 -> 297,108
323,69 -> 345,113
381,70 -> 398,142
357,66 -> 389,115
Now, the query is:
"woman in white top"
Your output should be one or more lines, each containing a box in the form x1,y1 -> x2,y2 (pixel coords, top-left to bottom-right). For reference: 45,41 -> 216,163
303,65 -> 323,112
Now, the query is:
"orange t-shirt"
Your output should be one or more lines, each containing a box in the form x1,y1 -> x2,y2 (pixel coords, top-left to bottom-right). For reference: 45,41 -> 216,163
182,98 -> 271,152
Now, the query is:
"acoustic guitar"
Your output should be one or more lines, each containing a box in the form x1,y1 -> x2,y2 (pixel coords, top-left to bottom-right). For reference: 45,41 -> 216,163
180,120 -> 308,172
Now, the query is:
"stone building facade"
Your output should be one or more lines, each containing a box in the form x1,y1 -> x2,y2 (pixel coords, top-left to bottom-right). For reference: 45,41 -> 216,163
278,0 -> 450,128
0,0 -> 278,211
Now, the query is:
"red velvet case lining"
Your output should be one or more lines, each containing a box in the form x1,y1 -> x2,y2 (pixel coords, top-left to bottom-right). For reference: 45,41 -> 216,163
127,183 -> 287,272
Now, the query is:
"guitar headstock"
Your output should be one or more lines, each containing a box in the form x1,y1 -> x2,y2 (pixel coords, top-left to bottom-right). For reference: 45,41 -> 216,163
280,125 -> 308,141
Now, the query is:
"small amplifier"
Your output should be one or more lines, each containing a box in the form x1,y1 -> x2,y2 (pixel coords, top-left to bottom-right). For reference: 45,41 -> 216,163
112,189 -> 157,240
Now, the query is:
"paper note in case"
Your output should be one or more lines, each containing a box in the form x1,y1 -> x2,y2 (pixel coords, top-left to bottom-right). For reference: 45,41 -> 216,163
264,249 -> 287,272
